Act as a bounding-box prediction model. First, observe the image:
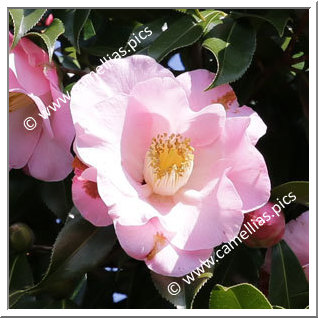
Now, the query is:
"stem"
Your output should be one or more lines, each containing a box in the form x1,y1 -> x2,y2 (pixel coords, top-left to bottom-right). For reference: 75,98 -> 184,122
60,67 -> 89,76
195,9 -> 206,22
31,244 -> 52,251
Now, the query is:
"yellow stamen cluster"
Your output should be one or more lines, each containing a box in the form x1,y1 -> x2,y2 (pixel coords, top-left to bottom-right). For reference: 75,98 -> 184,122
148,133 -> 194,179
143,133 -> 194,196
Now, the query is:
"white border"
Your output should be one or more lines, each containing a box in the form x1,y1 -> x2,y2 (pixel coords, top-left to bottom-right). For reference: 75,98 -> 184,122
3,1 -> 316,316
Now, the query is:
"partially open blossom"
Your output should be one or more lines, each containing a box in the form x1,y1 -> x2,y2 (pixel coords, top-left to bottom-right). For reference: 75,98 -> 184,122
70,55 -> 270,276
263,211 -> 309,280
283,211 -> 309,279
242,202 -> 285,248
9,32 -> 74,181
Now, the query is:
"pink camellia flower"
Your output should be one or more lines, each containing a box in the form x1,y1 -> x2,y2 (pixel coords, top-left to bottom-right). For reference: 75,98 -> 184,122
70,55 -> 270,276
242,202 -> 285,248
263,211 -> 309,280
9,32 -> 74,181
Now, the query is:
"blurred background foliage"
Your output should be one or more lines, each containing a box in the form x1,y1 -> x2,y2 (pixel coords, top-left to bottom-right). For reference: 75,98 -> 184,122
9,8 -> 309,309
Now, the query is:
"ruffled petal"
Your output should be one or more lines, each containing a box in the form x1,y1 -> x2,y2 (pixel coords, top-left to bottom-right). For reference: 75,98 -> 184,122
145,243 -> 213,277
219,117 -> 271,212
227,105 -> 267,145
180,104 -> 226,148
128,77 -> 190,132
176,69 -> 239,111
162,172 -> 243,251
72,55 -> 174,102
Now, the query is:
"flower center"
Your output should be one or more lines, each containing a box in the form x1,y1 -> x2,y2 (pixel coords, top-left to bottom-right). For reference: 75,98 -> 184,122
143,133 -> 194,196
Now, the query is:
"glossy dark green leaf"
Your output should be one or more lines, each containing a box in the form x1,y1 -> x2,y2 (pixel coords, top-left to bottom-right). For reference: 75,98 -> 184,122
194,10 -> 227,34
9,254 -> 33,293
269,240 -> 309,308
9,9 -> 47,49
148,15 -> 204,62
40,180 -> 72,221
231,10 -> 292,37
26,19 -> 65,61
151,258 -> 214,308
209,283 -> 272,309
203,17 -> 256,89
83,18 -> 96,40
125,17 -> 176,55
30,214 -> 117,297
192,244 -> 264,309
10,213 -> 117,303
55,9 -> 90,52
271,181 -> 309,207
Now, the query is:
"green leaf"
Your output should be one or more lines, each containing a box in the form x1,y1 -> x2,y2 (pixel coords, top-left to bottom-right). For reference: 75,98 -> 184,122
11,212 -> 117,302
262,10 -> 292,37
125,17 -> 175,55
151,259 -> 214,308
31,213 -> 117,297
83,18 -> 96,40
269,240 -> 309,309
231,10 -> 292,37
9,254 -> 33,293
39,180 -> 72,221
26,18 -> 65,61
148,15 -> 204,62
194,10 -> 227,34
9,9 -> 47,49
203,17 -> 256,89
55,9 -> 90,52
271,181 -> 309,207
209,283 -> 272,309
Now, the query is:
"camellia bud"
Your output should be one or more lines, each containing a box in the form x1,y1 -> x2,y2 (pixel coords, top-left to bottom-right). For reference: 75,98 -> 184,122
45,14 -> 54,26
9,223 -> 34,252
242,202 -> 285,248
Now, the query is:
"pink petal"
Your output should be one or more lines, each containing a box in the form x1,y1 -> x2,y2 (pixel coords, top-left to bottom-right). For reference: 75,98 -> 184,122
283,211 -> 309,267
71,55 -> 174,114
27,128 -> 74,181
176,69 -> 239,111
121,93 -> 170,183
72,93 -> 140,206
220,117 -> 271,212
128,77 -> 190,132
44,68 -> 75,152
113,217 -> 163,260
145,243 -> 213,277
162,172 -> 243,251
227,105 -> 267,145
72,167 -> 112,227
263,211 -> 309,280
9,93 -> 41,169
180,104 -> 226,148
9,36 -> 50,96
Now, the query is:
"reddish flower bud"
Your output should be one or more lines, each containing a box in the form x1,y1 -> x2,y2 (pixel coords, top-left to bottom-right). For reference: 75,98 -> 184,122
242,202 -> 285,248
45,14 -> 54,26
